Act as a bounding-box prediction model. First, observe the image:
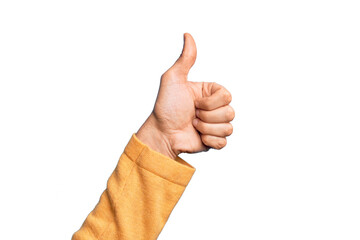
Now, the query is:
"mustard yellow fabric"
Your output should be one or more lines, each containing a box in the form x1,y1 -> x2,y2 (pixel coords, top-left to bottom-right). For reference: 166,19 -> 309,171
72,133 -> 196,240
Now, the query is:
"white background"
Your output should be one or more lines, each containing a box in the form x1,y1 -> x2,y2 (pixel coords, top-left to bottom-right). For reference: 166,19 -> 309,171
0,1 -> 359,239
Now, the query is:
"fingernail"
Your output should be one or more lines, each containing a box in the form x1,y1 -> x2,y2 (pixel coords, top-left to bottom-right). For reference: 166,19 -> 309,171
193,118 -> 199,126
195,109 -> 200,116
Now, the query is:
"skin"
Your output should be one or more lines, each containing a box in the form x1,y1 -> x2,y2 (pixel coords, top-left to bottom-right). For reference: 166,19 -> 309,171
136,33 -> 235,160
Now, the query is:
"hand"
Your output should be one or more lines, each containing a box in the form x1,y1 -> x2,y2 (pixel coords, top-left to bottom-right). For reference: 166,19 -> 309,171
136,33 -> 235,159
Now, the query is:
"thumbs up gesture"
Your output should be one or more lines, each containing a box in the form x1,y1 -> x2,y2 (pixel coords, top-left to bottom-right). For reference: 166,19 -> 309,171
136,33 -> 235,159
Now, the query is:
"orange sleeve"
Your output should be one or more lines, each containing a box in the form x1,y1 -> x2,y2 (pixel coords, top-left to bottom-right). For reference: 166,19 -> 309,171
72,133 -> 196,240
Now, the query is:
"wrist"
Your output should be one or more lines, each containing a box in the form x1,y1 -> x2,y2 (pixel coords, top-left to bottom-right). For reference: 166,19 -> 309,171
136,113 -> 178,160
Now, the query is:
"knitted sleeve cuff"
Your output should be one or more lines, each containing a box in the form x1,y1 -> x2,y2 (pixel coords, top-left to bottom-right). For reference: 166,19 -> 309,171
124,133 -> 196,187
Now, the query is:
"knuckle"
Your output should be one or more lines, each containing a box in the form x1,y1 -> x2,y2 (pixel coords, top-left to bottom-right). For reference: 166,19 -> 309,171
221,138 -> 228,148
226,106 -> 235,121
223,90 -> 232,104
224,123 -> 233,136
216,138 -> 227,149
225,124 -> 233,136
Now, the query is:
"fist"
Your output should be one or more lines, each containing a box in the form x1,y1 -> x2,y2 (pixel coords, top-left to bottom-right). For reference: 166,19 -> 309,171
136,33 -> 235,159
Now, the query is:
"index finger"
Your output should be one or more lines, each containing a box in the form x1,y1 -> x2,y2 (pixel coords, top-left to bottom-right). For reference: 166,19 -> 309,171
195,84 -> 232,110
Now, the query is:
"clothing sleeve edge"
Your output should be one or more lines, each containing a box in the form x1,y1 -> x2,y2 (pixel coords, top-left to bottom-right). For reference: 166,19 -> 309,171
124,133 -> 196,187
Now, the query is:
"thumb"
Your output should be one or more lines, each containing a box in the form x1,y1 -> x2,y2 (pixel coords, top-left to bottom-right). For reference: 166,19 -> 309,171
172,33 -> 197,75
